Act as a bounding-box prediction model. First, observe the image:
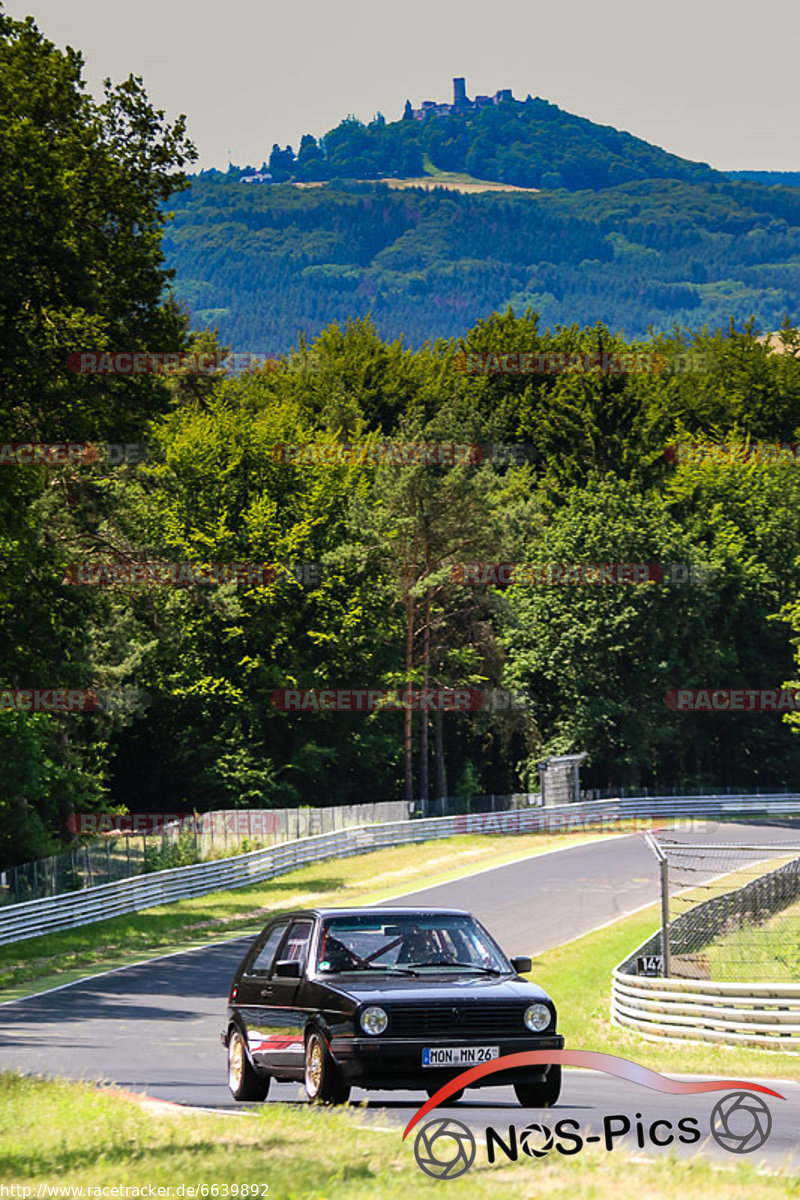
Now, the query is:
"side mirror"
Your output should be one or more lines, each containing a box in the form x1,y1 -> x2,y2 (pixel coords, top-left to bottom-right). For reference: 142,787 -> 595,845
273,958 -> 302,979
510,956 -> 532,975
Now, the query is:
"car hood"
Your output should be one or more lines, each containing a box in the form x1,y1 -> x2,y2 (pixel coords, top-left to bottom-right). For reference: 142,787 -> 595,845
315,974 -> 552,1005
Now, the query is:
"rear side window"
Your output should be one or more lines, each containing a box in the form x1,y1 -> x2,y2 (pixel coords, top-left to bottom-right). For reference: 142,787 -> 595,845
249,922 -> 289,976
280,920 -> 314,968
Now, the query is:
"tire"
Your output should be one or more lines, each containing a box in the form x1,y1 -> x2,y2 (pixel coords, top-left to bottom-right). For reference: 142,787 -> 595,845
304,1029 -> 351,1104
228,1028 -> 270,1102
514,1064 -> 561,1108
426,1086 -> 464,1103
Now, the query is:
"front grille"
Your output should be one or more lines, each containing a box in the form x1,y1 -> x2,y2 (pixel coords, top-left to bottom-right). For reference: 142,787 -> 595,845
386,1002 -> 548,1038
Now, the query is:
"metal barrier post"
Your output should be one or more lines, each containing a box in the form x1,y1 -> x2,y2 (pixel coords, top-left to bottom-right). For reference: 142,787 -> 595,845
644,833 -> 670,977
660,856 -> 670,978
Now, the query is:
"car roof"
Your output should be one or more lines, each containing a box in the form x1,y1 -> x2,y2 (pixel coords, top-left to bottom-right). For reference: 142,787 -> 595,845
267,907 -> 472,919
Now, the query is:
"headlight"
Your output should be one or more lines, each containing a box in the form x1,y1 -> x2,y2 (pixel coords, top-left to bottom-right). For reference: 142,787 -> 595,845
360,1005 -> 388,1035
524,1003 -> 551,1032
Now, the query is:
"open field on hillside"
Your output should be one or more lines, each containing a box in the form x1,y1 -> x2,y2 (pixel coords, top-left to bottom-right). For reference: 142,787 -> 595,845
294,172 -> 540,193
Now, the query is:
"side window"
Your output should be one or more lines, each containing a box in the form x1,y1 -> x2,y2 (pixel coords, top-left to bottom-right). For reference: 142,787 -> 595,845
249,923 -> 289,976
280,920 -> 314,968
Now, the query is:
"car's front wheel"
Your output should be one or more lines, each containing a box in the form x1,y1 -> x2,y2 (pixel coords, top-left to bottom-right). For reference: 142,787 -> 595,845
304,1030 -> 351,1104
228,1028 -> 270,1102
514,1064 -> 561,1108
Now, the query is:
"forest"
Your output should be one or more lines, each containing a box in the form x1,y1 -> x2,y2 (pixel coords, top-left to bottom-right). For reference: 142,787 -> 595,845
3,9 -> 800,867
5,299 -> 800,865
164,174 -> 800,349
251,96 -> 721,190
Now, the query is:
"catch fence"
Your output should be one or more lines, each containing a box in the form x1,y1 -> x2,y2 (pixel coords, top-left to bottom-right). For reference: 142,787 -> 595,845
0,801 -> 409,907
612,834 -> 800,1050
650,837 -> 800,982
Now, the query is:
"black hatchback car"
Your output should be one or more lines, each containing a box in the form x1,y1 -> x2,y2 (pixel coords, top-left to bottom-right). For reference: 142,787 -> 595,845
222,906 -> 564,1106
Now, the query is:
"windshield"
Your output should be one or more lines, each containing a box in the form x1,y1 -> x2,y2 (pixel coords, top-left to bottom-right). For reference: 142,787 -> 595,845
316,914 -> 509,975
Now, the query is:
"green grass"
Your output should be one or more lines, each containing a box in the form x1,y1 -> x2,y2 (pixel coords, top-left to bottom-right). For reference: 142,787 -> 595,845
388,153 -> 535,189
419,158 -> 489,184
529,904 -> 800,1078
0,1074 -> 797,1197
706,898 -> 800,982
0,829 -> 627,999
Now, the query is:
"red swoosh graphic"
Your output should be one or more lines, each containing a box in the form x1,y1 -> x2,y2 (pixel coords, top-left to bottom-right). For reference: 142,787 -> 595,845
402,1049 -> 785,1139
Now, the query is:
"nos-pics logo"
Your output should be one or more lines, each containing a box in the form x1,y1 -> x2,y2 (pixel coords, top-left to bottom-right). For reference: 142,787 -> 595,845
404,1050 -> 783,1180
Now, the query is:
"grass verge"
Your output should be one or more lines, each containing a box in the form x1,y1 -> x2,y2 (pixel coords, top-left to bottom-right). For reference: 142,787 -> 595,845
706,898 -> 800,982
0,829 -> 630,1000
0,1074 -> 797,1197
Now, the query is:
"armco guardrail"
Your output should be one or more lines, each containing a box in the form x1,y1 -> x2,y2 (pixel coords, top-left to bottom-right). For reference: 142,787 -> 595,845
0,793 -> 798,947
612,958 -> 800,1051
0,818 -> 457,948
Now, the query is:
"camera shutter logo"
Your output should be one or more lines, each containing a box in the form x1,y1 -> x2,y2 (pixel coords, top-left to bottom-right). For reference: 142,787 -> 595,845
519,1122 -> 554,1158
414,1117 -> 476,1179
710,1092 -> 772,1154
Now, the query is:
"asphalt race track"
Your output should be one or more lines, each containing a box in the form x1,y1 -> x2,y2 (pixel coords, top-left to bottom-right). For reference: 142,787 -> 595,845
0,823 -> 798,1168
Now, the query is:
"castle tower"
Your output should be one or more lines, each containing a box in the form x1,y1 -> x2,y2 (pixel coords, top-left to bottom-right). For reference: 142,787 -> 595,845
453,77 -> 467,110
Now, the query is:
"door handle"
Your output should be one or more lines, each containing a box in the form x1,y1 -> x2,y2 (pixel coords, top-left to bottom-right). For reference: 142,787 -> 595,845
260,987 -> 273,997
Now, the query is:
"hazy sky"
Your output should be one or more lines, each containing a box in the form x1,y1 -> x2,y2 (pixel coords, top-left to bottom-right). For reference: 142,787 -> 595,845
5,0 -> 798,172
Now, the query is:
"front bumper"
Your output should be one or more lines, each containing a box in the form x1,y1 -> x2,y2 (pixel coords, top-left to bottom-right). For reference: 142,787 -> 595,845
329,1034 -> 565,1089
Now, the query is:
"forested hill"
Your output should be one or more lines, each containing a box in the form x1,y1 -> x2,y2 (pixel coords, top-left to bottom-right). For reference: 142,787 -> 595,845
239,95 -> 721,191
726,170 -> 800,187
164,175 -> 800,351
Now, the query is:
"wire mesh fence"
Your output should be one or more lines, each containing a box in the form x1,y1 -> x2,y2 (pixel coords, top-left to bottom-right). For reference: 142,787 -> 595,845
0,797 -> 536,907
0,801 -> 410,907
652,837 -> 800,982
0,838 -> 149,907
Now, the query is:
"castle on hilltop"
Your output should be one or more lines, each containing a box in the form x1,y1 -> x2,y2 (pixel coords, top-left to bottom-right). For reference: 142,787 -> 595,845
405,77 -> 514,121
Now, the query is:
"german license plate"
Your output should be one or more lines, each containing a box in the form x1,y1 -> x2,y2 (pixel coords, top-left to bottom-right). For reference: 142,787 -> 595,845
422,1046 -> 499,1067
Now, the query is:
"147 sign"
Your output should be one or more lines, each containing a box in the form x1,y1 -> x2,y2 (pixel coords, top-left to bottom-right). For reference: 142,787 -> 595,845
637,955 -> 663,976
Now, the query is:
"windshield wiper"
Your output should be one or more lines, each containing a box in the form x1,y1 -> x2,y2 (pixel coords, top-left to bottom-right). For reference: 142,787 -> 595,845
361,964 -> 420,976
322,964 -> 419,977
406,960 -> 504,974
